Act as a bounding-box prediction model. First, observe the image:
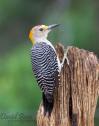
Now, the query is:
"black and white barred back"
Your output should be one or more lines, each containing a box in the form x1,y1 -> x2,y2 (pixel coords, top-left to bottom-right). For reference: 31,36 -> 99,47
31,42 -> 59,115
31,42 -> 59,98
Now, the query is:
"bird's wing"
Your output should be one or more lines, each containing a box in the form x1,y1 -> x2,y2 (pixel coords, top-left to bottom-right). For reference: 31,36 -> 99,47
31,42 -> 59,95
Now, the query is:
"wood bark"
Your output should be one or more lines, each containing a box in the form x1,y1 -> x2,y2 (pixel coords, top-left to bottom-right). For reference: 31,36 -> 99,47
37,44 -> 99,126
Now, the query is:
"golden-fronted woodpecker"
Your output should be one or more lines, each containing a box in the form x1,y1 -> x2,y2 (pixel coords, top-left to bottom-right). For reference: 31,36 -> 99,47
29,24 -> 61,116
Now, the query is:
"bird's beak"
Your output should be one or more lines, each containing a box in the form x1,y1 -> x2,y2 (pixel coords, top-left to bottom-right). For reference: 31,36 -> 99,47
47,24 -> 60,30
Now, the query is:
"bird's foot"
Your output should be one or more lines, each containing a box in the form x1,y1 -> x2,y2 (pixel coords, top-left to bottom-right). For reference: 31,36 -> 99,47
60,48 -> 69,69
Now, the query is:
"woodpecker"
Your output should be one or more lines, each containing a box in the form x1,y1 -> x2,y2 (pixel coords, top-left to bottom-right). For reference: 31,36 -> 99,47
29,24 -> 61,116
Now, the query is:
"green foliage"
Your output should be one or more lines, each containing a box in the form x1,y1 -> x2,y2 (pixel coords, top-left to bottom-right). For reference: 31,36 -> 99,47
44,2 -> 99,55
0,45 -> 41,125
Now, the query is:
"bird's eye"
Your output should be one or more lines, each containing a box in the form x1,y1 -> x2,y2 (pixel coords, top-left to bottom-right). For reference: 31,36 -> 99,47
39,28 -> 43,31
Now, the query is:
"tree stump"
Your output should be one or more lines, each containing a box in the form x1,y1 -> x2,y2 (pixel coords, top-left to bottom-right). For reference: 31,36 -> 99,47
37,44 -> 99,126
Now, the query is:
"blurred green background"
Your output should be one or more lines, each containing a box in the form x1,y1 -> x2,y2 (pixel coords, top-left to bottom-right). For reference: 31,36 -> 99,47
0,0 -> 99,126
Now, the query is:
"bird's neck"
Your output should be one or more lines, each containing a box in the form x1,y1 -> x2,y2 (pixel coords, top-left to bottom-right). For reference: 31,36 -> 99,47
35,37 -> 48,43
34,38 -> 56,52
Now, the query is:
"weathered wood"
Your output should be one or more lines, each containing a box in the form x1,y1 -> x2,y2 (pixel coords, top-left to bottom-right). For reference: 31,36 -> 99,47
37,44 -> 99,126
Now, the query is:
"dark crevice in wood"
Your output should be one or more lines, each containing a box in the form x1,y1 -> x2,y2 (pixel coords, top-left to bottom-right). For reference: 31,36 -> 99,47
72,113 -> 77,126
69,96 -> 72,122
86,76 -> 88,87
68,59 -> 73,123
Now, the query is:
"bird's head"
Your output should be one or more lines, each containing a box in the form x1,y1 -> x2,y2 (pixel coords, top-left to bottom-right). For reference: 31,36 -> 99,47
29,24 -> 60,45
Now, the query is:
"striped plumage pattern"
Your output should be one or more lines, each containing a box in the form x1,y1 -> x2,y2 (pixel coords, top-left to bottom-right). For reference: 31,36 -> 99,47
31,42 -> 59,101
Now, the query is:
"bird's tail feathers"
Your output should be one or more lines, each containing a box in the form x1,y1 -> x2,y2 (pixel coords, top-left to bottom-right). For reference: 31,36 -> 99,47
42,93 -> 54,116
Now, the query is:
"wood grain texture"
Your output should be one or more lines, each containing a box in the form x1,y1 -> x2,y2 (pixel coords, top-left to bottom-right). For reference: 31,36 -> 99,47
37,44 -> 99,126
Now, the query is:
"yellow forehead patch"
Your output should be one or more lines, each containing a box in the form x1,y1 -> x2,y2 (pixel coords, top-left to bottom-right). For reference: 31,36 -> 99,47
41,25 -> 48,30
